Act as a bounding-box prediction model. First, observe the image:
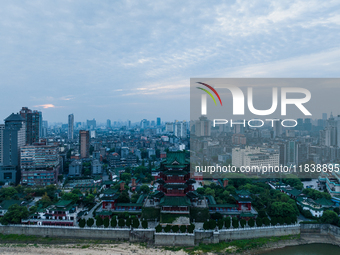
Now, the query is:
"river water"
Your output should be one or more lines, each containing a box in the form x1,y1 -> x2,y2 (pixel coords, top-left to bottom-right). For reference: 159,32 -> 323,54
261,243 -> 340,255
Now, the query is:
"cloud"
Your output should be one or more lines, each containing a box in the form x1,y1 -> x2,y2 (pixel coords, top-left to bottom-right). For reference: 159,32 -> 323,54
59,95 -> 74,101
0,0 -> 339,122
34,104 -> 56,109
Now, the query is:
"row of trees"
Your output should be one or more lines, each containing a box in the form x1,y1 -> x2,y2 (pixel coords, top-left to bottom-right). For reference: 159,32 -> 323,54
155,224 -> 195,233
79,216 -> 148,229
202,216 -> 297,230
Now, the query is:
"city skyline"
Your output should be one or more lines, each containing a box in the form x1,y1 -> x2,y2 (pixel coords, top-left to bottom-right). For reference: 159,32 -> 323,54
1,1 -> 340,122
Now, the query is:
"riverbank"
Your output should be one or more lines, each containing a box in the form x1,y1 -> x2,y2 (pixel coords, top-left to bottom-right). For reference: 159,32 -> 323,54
1,225 -> 340,255
0,233 -> 301,254
0,242 -> 186,255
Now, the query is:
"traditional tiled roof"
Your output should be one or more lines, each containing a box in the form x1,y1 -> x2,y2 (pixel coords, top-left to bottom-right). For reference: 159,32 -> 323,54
0,200 -> 22,210
236,190 -> 251,196
314,197 -> 334,206
164,184 -> 188,189
165,151 -> 187,165
164,170 -> 188,175
103,188 -> 117,194
233,189 -> 252,202
240,212 -> 255,217
206,195 -> 216,205
149,191 -> 164,199
160,196 -> 191,206
281,188 -> 302,197
136,194 -> 147,204
186,191 -> 203,199
55,200 -> 73,207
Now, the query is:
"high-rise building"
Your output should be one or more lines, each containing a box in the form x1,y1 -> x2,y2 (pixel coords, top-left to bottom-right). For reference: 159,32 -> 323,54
79,130 -> 90,158
273,119 -> 282,138
38,111 -> 43,139
19,107 -> 40,144
286,140 -> 297,166
68,114 -> 74,140
0,124 -> 4,165
140,119 -> 148,129
86,119 -> 96,130
195,116 -> 211,137
121,147 -> 129,159
128,120 -> 131,128
165,122 -> 174,133
3,113 -> 26,167
20,143 -> 60,186
322,113 -> 327,120
107,119 -> 111,128
325,114 -> 337,147
157,117 -> 161,126
42,120 -> 48,138
174,121 -> 186,138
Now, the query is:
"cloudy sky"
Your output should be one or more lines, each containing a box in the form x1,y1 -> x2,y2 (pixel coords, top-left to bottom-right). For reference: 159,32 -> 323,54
0,0 -> 340,124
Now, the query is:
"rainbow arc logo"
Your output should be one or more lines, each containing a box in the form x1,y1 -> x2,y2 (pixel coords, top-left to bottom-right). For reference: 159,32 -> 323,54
196,82 -> 223,106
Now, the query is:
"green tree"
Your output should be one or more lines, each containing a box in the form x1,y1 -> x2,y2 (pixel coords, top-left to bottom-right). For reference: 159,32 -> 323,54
277,217 -> 284,225
62,192 -> 79,204
118,218 -> 125,228
224,217 -> 231,229
240,219 -> 246,228
271,217 -> 277,226
39,192 -> 53,208
110,217 -> 117,228
203,221 -> 209,230
290,216 -> 297,224
209,220 -> 216,230
204,188 -> 215,197
103,217 -> 110,228
268,201 -> 299,218
284,217 -> 291,225
132,217 -> 139,228
180,225 -> 187,233
79,219 -> 86,228
263,217 -> 270,226
84,194 -> 95,204
217,219 -> 224,229
0,204 -> 29,225
321,210 -> 339,225
142,220 -> 148,229
172,225 -> 179,233
248,218 -> 255,227
258,209 -> 267,218
196,187 -> 205,195
96,216 -> 103,227
256,218 -> 263,227
87,218 -> 94,227
126,217 -> 131,227
232,217 -> 239,228
188,224 -> 195,233
120,173 -> 131,183
164,225 -> 171,232
211,212 -> 223,220
29,206 -> 37,214
0,187 -> 18,200
139,185 -> 150,194
131,193 -> 140,203
155,224 -> 162,232
116,191 -> 130,203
